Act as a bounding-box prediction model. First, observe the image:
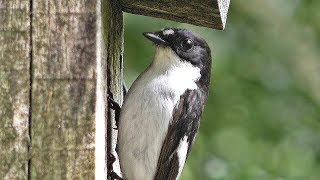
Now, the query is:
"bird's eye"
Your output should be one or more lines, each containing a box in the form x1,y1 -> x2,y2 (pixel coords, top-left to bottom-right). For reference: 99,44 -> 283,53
181,39 -> 194,51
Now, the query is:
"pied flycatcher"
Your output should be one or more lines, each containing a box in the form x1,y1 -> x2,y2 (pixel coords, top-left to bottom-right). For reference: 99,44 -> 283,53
118,28 -> 212,180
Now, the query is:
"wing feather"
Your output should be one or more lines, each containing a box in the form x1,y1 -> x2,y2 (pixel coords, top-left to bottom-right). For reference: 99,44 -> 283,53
154,89 -> 207,180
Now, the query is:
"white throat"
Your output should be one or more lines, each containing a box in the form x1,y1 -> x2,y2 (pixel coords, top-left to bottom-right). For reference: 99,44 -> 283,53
152,46 -> 189,69
150,46 -> 201,95
151,47 -> 201,89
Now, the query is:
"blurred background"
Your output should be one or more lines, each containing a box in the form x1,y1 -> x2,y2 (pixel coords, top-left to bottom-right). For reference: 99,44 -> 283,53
123,0 -> 320,179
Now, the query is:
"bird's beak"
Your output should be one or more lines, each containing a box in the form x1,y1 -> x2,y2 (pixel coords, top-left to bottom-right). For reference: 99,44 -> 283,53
143,32 -> 169,46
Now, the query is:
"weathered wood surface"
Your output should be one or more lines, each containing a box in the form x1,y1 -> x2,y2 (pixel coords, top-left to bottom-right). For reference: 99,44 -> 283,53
0,0 -> 124,178
103,0 -> 124,177
0,0 -> 230,179
31,0 -> 96,178
121,0 -> 230,29
96,0 -> 108,178
0,0 -> 30,179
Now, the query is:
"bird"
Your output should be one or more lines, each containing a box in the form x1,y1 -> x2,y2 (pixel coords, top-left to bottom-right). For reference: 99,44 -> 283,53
117,28 -> 212,180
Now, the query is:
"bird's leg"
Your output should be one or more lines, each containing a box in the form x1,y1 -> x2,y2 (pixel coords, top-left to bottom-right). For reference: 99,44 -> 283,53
107,82 -> 127,180
108,81 -> 127,129
107,154 -> 124,180
123,82 -> 128,98
108,171 -> 124,180
107,92 -> 121,129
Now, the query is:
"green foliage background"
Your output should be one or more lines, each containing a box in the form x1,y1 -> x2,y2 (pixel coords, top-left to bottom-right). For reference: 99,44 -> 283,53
123,1 -> 320,179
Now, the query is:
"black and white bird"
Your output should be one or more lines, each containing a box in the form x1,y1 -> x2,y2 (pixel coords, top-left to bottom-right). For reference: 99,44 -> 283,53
118,28 -> 212,180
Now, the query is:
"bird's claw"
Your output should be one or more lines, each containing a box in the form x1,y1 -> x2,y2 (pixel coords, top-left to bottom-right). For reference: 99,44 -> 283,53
107,92 -> 121,129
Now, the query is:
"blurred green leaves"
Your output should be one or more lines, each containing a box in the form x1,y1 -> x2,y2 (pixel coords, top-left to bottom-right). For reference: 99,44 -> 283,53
123,0 -> 320,179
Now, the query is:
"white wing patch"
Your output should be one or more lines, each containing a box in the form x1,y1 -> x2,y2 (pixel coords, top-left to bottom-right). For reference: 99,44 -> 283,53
163,29 -> 174,35
176,136 -> 189,180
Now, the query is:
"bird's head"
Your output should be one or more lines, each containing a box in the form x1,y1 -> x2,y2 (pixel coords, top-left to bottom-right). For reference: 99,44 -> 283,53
143,28 -> 212,86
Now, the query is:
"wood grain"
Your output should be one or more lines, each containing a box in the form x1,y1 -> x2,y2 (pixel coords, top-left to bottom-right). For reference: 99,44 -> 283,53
103,0 -> 124,177
0,0 -> 30,179
31,81 -> 95,179
121,0 -> 230,29
31,0 -> 97,178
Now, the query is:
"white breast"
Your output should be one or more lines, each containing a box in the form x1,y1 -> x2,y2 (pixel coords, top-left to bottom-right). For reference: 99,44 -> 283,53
118,47 -> 200,180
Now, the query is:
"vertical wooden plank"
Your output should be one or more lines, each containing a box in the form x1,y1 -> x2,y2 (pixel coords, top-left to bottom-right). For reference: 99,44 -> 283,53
0,0 -> 30,179
95,0 -> 124,178
103,0 -> 124,177
31,0 -> 96,178
95,0 -> 108,178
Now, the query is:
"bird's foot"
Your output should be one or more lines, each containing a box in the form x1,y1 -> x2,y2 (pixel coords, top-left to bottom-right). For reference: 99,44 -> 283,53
107,91 -> 121,129
107,153 -> 123,180
108,170 -> 124,180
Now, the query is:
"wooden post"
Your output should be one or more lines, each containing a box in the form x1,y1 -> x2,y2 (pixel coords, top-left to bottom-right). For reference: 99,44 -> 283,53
0,0 -> 30,178
30,0 -> 97,178
0,0 -> 229,179
100,0 -> 124,178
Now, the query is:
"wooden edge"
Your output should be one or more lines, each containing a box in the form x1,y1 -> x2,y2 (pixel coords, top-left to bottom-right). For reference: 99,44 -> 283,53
218,0 -> 231,29
120,0 -> 230,30
102,0 -> 124,178
95,0 -> 107,179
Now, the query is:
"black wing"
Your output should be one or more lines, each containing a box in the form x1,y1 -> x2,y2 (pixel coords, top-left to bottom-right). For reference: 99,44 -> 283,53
154,89 -> 208,180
